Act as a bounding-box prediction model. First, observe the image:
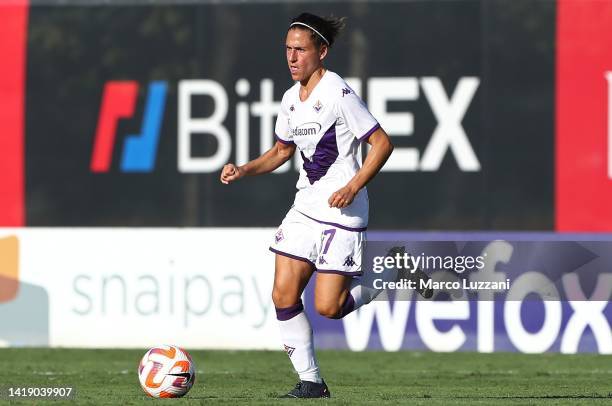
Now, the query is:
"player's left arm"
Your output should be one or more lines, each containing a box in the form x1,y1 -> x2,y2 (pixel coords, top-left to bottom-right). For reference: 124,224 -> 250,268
328,128 -> 393,208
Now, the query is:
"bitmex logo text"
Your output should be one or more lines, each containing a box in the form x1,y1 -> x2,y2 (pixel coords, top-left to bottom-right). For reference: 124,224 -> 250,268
91,81 -> 168,173
90,77 -> 480,174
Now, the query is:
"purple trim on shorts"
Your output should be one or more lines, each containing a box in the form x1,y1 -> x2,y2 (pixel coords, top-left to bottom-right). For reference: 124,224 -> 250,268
316,269 -> 363,276
275,300 -> 304,321
297,211 -> 367,232
275,134 -> 294,145
269,247 -> 315,268
339,293 -> 356,318
358,123 -> 381,142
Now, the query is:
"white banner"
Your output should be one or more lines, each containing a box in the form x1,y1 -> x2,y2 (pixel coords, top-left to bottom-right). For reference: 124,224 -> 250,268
0,228 -> 279,349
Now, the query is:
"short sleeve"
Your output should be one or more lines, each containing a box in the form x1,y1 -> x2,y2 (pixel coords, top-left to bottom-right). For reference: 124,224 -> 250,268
335,88 -> 380,142
274,98 -> 294,145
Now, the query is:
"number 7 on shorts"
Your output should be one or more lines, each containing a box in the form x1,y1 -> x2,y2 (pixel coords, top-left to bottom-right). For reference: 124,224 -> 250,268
321,229 -> 336,254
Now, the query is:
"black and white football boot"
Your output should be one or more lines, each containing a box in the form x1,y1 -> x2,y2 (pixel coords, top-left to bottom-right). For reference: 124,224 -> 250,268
280,380 -> 331,398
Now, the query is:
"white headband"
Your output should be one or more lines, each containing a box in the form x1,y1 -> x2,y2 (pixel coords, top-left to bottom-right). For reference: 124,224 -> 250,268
290,22 -> 330,46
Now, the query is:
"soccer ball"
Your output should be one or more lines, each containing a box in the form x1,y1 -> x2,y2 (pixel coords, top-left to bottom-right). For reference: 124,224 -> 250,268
138,345 -> 196,398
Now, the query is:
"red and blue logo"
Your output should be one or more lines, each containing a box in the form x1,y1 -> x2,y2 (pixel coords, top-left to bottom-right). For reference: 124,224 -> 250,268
90,81 -> 168,173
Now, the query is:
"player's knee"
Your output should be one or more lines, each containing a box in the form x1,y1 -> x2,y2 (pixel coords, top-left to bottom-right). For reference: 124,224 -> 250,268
272,285 -> 299,309
271,287 -> 284,308
315,301 -> 343,319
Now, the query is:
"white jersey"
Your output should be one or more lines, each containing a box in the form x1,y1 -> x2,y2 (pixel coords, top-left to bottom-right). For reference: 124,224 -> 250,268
274,70 -> 380,230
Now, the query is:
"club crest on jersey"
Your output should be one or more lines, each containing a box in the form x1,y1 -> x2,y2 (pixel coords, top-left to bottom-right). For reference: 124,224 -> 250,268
341,87 -> 352,97
289,104 -> 295,112
313,100 -> 323,113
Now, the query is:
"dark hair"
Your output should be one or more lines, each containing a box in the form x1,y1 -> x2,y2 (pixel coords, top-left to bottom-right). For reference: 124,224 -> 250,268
289,12 -> 346,48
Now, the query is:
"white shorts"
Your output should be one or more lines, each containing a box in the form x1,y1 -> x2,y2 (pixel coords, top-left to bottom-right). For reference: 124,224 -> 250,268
269,208 -> 365,276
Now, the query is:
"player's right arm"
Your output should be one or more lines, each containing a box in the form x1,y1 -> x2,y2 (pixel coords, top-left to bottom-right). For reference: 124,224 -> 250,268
220,141 -> 295,184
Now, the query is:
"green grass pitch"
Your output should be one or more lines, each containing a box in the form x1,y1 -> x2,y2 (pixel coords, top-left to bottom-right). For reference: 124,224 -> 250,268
0,349 -> 611,404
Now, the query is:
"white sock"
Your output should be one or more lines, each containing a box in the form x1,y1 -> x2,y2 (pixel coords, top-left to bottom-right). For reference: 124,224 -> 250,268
349,264 -> 399,310
276,302 -> 322,383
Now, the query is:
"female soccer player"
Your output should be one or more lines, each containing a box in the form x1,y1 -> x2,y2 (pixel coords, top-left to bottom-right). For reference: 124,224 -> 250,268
220,12 -> 394,398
